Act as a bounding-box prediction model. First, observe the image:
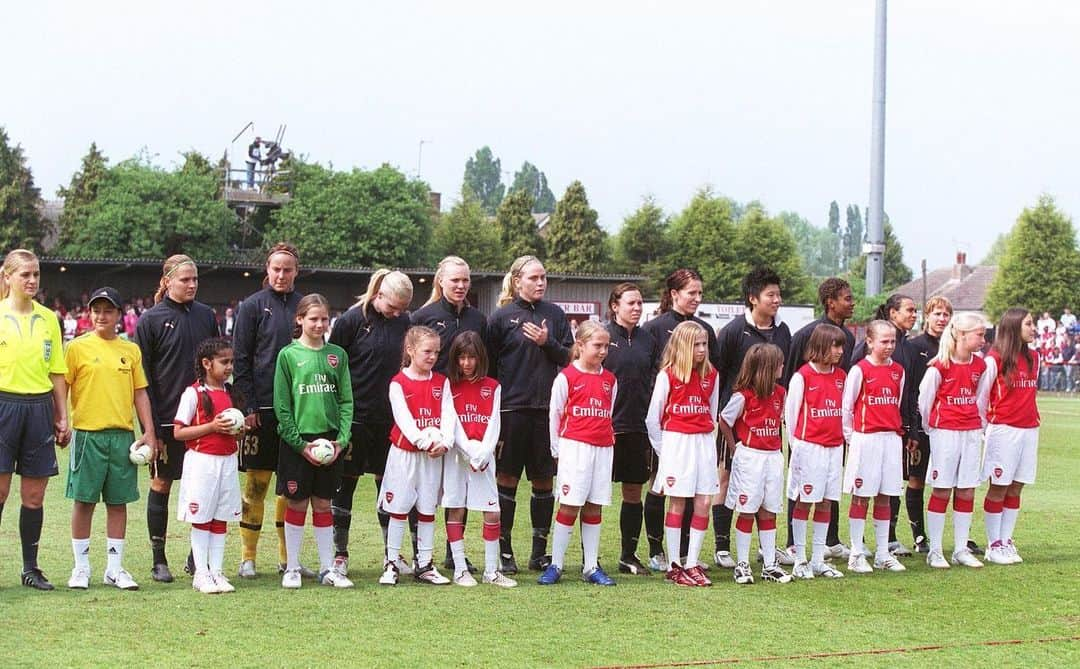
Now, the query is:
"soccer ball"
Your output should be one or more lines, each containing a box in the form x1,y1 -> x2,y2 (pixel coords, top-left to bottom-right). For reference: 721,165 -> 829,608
310,438 -> 336,465
219,408 -> 246,435
129,441 -> 153,466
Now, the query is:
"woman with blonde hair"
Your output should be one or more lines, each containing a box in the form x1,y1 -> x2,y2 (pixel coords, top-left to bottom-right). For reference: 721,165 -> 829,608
134,253 -> 220,583
0,249 -> 70,589
485,255 -> 573,574
328,269 -> 414,575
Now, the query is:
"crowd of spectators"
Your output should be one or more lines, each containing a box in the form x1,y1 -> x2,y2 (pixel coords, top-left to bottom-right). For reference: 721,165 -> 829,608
43,291 -> 242,342
1036,309 -> 1080,392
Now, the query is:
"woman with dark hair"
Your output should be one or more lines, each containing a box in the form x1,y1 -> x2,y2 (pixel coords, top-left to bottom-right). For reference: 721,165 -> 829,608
603,282 -> 660,575
640,269 -> 721,572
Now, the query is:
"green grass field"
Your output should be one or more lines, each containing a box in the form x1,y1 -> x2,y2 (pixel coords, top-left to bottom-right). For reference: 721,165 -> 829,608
1,397 -> 1077,668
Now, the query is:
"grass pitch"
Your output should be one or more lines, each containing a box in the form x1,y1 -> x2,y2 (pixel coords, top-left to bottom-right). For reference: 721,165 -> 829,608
1,396 -> 1077,668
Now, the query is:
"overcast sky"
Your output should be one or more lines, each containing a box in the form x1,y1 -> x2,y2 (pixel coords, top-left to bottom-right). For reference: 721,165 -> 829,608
6,1 -> 1078,271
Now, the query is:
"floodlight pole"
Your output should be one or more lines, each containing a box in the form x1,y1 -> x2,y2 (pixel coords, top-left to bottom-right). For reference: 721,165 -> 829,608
864,0 -> 887,296
417,139 -> 430,179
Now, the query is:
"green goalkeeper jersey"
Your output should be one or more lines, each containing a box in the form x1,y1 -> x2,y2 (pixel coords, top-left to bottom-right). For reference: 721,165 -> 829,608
273,340 -> 353,452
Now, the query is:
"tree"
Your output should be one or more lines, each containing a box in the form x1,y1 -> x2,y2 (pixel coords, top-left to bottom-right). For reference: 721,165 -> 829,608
431,195 -> 504,270
842,204 -> 864,265
614,197 -> 669,283
734,206 -> 814,304
509,161 -> 556,213
985,195 -> 1080,319
544,181 -> 609,273
56,153 -> 235,260
778,210 -> 841,279
827,201 -> 841,236
495,189 -> 544,263
463,146 -> 505,215
661,188 -> 741,300
849,218 -> 914,289
981,232 -> 1011,265
266,161 -> 433,267
0,127 -> 47,251
57,142 -> 109,244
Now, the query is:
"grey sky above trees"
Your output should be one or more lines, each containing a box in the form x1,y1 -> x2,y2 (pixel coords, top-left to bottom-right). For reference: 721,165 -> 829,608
5,1 -> 1079,271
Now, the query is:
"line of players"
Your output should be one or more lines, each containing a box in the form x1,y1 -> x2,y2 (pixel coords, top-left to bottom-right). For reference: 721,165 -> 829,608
0,247 -> 1039,591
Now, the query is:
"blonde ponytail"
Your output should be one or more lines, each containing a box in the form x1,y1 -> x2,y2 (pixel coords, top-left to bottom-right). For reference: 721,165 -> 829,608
933,312 -> 986,369
356,269 -> 413,312
423,256 -> 469,307
1,249 -> 38,301
154,254 -> 197,304
570,320 -> 607,361
497,255 -> 541,307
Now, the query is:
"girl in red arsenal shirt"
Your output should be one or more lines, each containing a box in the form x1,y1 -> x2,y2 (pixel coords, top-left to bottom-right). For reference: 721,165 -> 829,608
645,321 -> 720,587
977,308 -> 1040,566
539,321 -> 618,586
173,338 -> 245,594
842,320 -> 907,575
443,331 -> 516,588
785,324 -> 847,580
918,313 -> 987,570
379,326 -> 455,586
720,344 -> 789,585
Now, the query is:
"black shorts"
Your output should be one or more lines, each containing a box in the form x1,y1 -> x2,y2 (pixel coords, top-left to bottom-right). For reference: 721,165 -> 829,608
907,432 -> 931,481
239,409 -> 281,472
341,421 -> 392,478
496,409 -> 555,482
0,391 -> 58,478
717,431 -> 734,471
276,432 -> 344,500
150,425 -> 186,482
612,432 -> 652,484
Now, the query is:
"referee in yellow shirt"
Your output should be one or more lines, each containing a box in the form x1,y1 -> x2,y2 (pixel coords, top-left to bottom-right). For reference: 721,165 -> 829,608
0,250 -> 70,590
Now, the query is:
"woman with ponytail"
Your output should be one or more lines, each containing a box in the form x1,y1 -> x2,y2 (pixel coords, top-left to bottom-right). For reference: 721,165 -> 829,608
976,308 -> 1040,566
917,313 -> 987,570
485,255 -> 573,574
135,254 -> 220,583
327,269 -> 414,574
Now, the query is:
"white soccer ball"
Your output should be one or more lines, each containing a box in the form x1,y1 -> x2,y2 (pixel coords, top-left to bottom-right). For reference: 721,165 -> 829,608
129,441 -> 153,466
219,408 -> 246,435
310,438 -> 336,465
421,426 -> 444,450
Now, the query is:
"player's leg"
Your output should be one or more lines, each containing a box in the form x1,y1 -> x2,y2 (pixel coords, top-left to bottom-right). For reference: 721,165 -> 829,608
1000,481 -> 1025,561
791,499 -> 811,566
547,503 -> 580,575
925,487 -> 950,568
905,432 -> 930,552
614,433 -> 649,574
665,496 -> 687,569
147,428 -> 183,582
480,509 -> 515,586
70,501 -> 95,588
19,476 -> 51,588
713,440 -> 735,567
495,411 -> 526,573
446,506 -> 469,579
950,487 -> 980,566
528,411 -> 556,571
847,495 -> 870,572
685,493 -> 711,570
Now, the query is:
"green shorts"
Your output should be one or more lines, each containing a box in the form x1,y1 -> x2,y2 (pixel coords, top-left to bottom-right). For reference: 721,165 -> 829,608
65,429 -> 140,505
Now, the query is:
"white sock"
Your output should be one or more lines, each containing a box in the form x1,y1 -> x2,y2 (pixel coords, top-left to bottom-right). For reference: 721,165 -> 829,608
106,537 -> 124,574
792,518 -> 808,562
72,538 -> 91,571
190,528 -> 210,576
665,521 -> 683,568
849,517 -> 866,554
926,510 -> 946,553
953,512 -> 972,553
760,528 -> 777,568
735,529 -> 752,565
450,539 -> 467,576
209,531 -> 226,574
581,519 -> 601,572
984,510 -> 1002,546
285,520 -> 304,571
416,519 -> 435,568
686,526 -> 706,569
313,524 -> 334,572
386,517 -> 407,564
1000,506 -> 1020,544
550,516 -> 574,570
873,518 -> 890,561
811,520 -> 828,564
484,538 -> 499,576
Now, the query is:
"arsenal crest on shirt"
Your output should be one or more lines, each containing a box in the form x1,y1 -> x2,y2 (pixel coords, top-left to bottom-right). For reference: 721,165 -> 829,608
326,353 -> 339,368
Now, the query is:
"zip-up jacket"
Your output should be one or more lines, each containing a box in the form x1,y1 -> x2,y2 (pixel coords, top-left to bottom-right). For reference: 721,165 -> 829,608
232,286 -> 303,412
782,315 -> 855,387
135,297 -> 220,432
641,310 -> 721,369
716,311 -> 792,405
328,302 -> 411,424
486,297 -> 572,411
602,321 -> 659,434
409,297 -> 487,374
907,331 -> 940,437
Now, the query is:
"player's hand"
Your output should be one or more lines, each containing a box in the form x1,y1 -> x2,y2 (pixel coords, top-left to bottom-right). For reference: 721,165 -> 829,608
213,415 -> 235,434
55,417 -> 71,448
325,441 -> 344,464
139,436 -> 160,461
244,412 -> 261,430
905,438 -> 919,454
521,318 -> 549,346
301,442 -> 323,466
428,442 -> 448,457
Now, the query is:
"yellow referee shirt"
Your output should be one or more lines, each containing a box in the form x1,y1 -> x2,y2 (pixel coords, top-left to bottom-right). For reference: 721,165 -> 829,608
0,300 -> 67,394
65,332 -> 148,431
